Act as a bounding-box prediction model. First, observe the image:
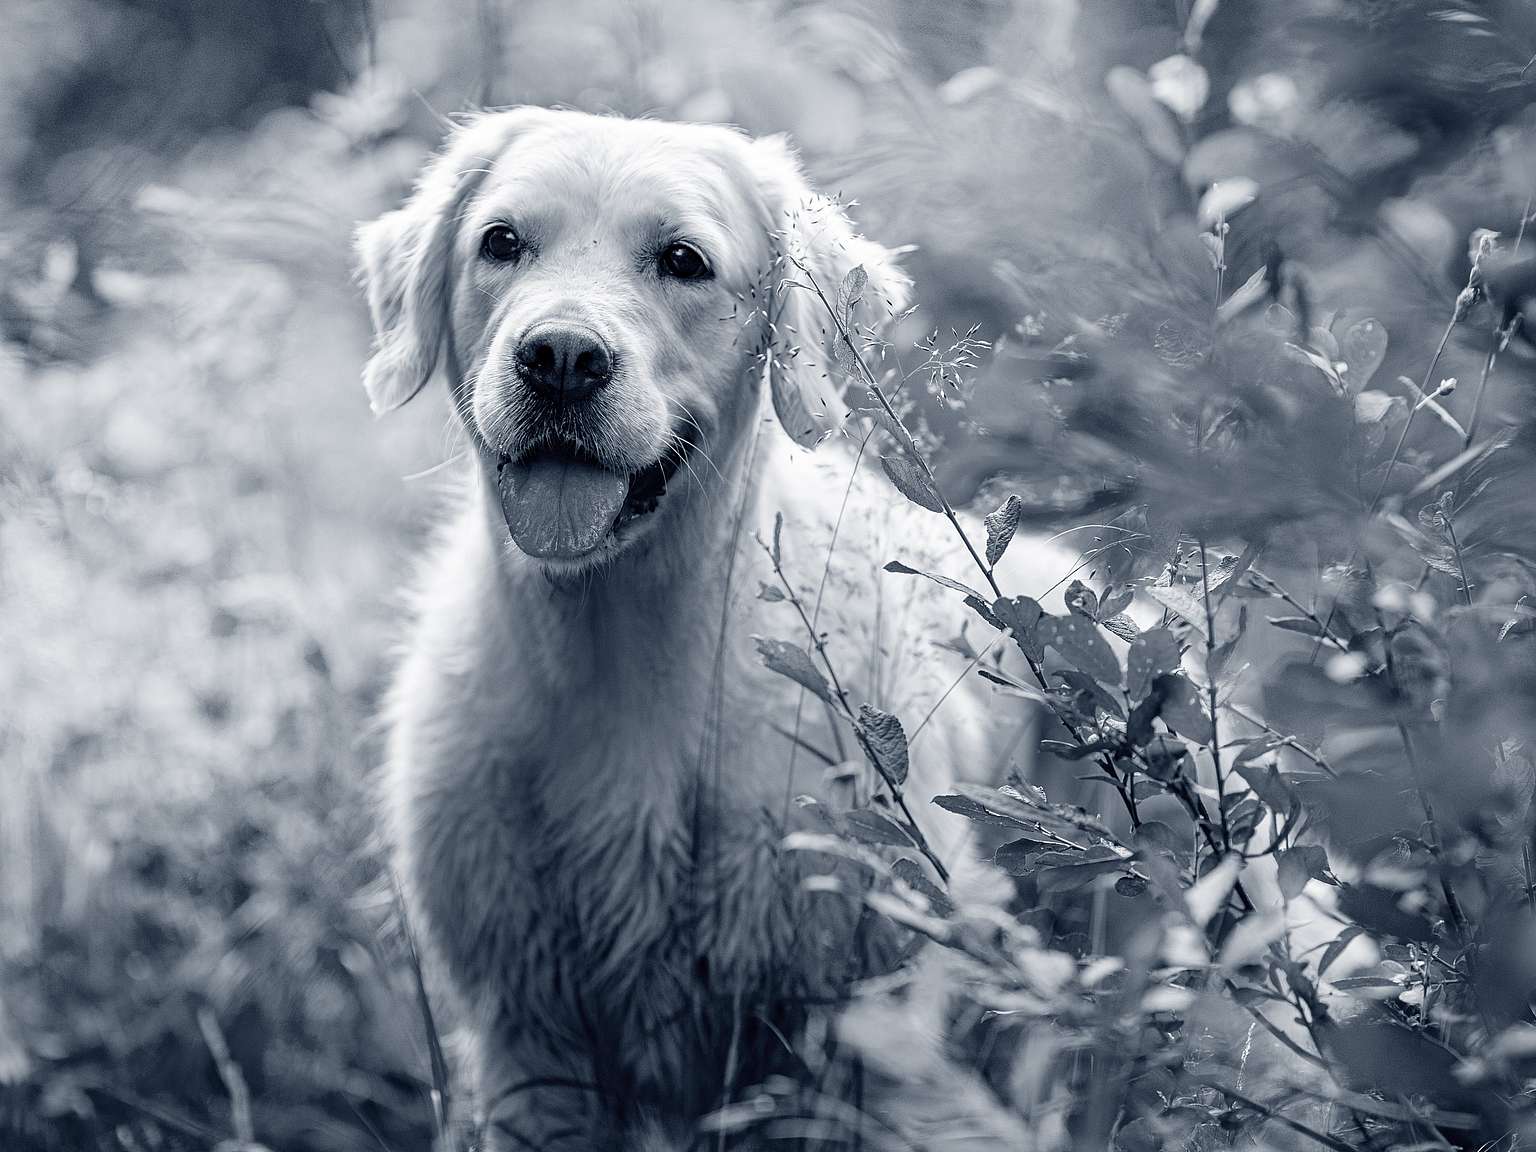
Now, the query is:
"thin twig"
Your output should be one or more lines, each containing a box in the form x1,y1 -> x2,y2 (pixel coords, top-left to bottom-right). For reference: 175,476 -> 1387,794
788,256 -> 1144,827
761,534 -> 950,883
1194,1079 -> 1358,1152
197,1006 -> 256,1146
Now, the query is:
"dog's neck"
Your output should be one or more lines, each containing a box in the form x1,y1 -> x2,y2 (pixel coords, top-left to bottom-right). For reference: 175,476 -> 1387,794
471,408 -> 773,702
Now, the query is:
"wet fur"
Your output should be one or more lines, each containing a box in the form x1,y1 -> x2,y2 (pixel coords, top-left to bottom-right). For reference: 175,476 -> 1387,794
357,108 -> 1075,1150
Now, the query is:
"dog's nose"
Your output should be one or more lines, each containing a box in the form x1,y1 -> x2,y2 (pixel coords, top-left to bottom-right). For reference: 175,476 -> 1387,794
515,324 -> 612,401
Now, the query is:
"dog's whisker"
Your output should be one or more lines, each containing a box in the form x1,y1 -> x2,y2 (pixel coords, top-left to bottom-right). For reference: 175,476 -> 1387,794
401,451 -> 470,483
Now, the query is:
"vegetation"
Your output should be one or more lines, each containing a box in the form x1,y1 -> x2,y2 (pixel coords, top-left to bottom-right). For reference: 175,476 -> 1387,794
4,1 -> 1536,1150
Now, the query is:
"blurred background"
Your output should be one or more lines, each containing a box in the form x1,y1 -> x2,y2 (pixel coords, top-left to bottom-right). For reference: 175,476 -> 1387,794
3,1 -> 1536,1149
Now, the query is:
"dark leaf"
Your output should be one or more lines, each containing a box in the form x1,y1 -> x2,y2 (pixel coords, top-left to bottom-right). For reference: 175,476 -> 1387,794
884,560 -> 983,599
1127,628 -> 1182,701
1053,669 -> 1126,720
1317,925 -> 1363,976
962,595 -> 1002,632
857,704 -> 910,786
881,454 -> 945,513
753,637 -> 831,703
994,595 -> 1046,662
1064,579 -> 1099,620
984,494 -> 1024,567
1277,848 -> 1312,900
890,857 -> 954,916
1114,874 -> 1149,897
843,808 -> 913,848
1154,673 -> 1211,744
1037,614 -> 1122,685
1099,585 -> 1135,618
933,793 -> 1030,829
1234,760 -> 1291,810
994,837 -> 1050,875
1268,615 -> 1328,637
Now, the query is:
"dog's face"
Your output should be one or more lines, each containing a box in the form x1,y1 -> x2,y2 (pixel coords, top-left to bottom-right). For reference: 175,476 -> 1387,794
356,109 -> 907,572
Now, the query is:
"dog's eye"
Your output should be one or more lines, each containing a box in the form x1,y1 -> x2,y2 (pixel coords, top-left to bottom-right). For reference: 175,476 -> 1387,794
658,242 -> 712,281
480,225 -> 522,263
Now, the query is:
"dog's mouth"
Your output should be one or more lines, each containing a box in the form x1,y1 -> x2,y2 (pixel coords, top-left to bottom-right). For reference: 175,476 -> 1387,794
494,434 -> 693,562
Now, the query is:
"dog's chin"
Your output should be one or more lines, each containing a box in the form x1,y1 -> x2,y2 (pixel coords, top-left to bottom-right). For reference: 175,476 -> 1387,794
492,434 -> 695,573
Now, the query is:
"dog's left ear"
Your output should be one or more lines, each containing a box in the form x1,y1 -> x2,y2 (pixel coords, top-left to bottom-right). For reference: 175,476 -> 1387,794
748,134 -> 912,448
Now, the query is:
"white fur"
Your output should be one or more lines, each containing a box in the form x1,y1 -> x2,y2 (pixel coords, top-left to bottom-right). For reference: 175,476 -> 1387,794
357,108 -> 1077,1150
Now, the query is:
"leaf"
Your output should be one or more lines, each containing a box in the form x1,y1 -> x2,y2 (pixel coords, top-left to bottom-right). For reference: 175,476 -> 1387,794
1317,925 -> 1362,977
890,857 -> 954,916
1277,849 -> 1312,900
1064,579 -> 1099,620
993,596 -> 1045,662
1340,318 -> 1388,391
1277,844 -> 1331,900
1099,585 -> 1135,618
1032,845 -> 1130,894
772,511 -> 783,567
836,265 -> 868,329
1036,615 -> 1122,686
1146,584 -> 1210,638
753,637 -> 832,703
1127,628 -> 1182,701
1037,856 -> 1130,894
858,390 -> 918,453
757,582 -> 786,602
1403,434 -> 1509,501
1054,670 -> 1126,721
1268,615 -> 1328,637
857,704 -> 909,786
1115,874 -> 1149,897
1154,673 -> 1211,743
883,560 -> 984,600
1354,389 -> 1401,424
834,328 -> 862,383
880,454 -> 945,513
1235,760 -> 1291,811
1100,613 -> 1141,641
993,837 -> 1049,875
843,808 -> 912,849
984,494 -> 1023,566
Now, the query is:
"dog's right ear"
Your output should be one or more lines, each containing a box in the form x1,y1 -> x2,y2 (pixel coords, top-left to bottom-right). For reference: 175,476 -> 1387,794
353,109 -> 551,415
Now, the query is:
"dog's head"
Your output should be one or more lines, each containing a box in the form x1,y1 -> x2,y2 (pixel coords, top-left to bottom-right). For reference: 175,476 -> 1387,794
355,108 -> 907,572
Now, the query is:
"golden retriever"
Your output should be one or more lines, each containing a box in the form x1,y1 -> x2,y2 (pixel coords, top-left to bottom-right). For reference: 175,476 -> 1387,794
355,107 -> 1076,1151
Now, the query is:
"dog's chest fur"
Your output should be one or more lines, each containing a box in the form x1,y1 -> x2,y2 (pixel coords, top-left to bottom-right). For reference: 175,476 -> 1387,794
384,441 -> 998,1118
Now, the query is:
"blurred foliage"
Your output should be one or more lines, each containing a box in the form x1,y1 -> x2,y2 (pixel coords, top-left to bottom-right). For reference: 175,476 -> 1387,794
4,0 -> 1536,1150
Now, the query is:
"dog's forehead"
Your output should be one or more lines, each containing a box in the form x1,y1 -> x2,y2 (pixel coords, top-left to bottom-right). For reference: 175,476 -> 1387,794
473,116 -> 766,238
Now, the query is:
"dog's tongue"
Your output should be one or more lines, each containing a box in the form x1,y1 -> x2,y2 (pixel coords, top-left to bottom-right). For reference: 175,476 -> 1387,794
498,456 -> 629,559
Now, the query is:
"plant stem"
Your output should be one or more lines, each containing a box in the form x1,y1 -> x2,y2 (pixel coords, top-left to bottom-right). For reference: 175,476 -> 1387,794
789,256 -> 1145,829
761,535 -> 950,883
1199,541 -> 1231,851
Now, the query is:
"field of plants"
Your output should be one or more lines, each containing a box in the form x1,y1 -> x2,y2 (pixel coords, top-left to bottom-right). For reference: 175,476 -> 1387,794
3,1 -> 1536,1149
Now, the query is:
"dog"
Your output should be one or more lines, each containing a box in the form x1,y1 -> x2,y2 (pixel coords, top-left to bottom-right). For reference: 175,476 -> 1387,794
355,107 -> 1077,1150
